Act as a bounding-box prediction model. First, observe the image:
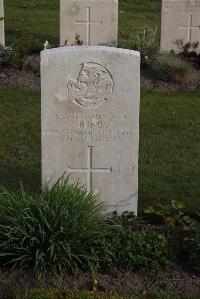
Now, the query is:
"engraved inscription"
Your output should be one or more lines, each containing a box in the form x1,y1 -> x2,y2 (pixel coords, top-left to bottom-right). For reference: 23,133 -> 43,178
75,7 -> 102,45
43,112 -> 135,144
67,146 -> 112,192
163,0 -> 200,10
67,62 -> 113,108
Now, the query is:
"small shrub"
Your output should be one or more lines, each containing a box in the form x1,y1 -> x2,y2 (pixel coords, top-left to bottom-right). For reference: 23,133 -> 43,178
175,39 -> 200,69
64,34 -> 84,46
101,217 -> 172,275
145,200 -> 194,227
183,220 -> 200,274
145,200 -> 200,273
151,53 -> 195,83
119,28 -> 159,66
0,178 -> 110,279
10,34 -> 42,68
0,180 -> 173,279
0,45 -> 12,67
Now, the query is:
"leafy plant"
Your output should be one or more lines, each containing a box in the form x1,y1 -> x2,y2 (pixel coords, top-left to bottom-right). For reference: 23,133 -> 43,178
119,28 -> 159,66
145,200 -> 194,227
10,34 -> 42,68
145,200 -> 200,273
0,45 -> 12,67
0,178 -> 110,279
151,52 -> 195,83
43,40 -> 52,50
101,216 -> 172,275
186,232 -> 200,273
64,34 -> 83,46
175,39 -> 200,69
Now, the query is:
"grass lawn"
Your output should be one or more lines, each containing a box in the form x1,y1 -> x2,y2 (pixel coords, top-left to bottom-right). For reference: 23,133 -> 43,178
4,0 -> 161,45
0,87 -> 199,213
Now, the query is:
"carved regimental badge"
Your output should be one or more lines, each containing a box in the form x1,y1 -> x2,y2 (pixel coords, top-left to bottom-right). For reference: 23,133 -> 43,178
67,62 -> 113,108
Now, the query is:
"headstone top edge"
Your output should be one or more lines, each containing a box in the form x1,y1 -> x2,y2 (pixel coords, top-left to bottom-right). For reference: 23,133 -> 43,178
41,46 -> 140,58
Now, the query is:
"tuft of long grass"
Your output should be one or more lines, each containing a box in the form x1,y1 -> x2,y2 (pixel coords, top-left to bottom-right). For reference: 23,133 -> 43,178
0,178 -> 110,279
152,53 -> 195,83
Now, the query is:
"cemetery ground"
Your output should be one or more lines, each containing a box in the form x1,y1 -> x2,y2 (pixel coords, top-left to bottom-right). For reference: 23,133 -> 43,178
0,0 -> 200,298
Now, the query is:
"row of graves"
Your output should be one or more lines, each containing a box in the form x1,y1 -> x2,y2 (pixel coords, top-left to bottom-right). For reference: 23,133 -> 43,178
1,1 -> 200,50
1,0 -> 200,216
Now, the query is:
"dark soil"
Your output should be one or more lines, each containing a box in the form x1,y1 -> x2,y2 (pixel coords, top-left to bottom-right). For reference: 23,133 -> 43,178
0,68 -> 40,90
0,266 -> 199,298
0,55 -> 200,91
141,68 -> 200,91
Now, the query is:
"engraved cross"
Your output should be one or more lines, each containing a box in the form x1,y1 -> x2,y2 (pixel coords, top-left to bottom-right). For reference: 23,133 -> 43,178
67,146 -> 112,192
180,14 -> 200,43
75,7 -> 102,46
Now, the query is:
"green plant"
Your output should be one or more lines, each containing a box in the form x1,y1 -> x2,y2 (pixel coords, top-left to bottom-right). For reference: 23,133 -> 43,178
101,217 -> 172,275
0,45 -> 12,67
145,200 -> 194,227
0,178 -> 110,279
187,232 -> 200,272
151,53 -> 194,83
119,28 -> 159,66
64,34 -> 83,46
43,40 -> 52,50
184,220 -> 200,273
10,34 -> 42,68
145,200 -> 200,273
174,39 -> 200,69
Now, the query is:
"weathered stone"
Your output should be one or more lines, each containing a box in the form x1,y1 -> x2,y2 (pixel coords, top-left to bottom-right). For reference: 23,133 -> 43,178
60,0 -> 118,46
41,46 -> 140,215
0,0 -> 4,46
161,0 -> 200,52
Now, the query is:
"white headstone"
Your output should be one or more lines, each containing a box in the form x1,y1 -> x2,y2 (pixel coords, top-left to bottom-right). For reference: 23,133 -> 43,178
60,0 -> 118,46
0,0 -> 4,46
161,0 -> 200,52
41,46 -> 140,215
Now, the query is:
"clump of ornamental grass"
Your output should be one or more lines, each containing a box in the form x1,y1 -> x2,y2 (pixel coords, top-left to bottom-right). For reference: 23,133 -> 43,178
0,178 -> 110,279
152,52 -> 195,84
119,27 -> 159,66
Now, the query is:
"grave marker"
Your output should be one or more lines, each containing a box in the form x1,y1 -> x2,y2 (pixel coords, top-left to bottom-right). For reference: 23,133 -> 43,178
161,0 -> 200,52
60,0 -> 118,46
41,46 -> 140,215
0,0 -> 4,46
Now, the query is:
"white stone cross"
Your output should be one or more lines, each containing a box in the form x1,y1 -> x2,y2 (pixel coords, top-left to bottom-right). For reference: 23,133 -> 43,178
75,7 -> 102,45
180,14 -> 200,43
67,146 -> 112,192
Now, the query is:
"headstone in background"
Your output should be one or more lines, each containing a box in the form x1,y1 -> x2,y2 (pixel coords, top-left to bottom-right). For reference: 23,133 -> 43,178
60,0 -> 118,46
0,0 -> 5,46
41,46 -> 140,215
161,0 -> 200,52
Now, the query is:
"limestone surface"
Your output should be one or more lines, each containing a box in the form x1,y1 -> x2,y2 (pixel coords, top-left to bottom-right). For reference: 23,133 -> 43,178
161,0 -> 200,52
41,46 -> 140,215
60,0 -> 118,46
